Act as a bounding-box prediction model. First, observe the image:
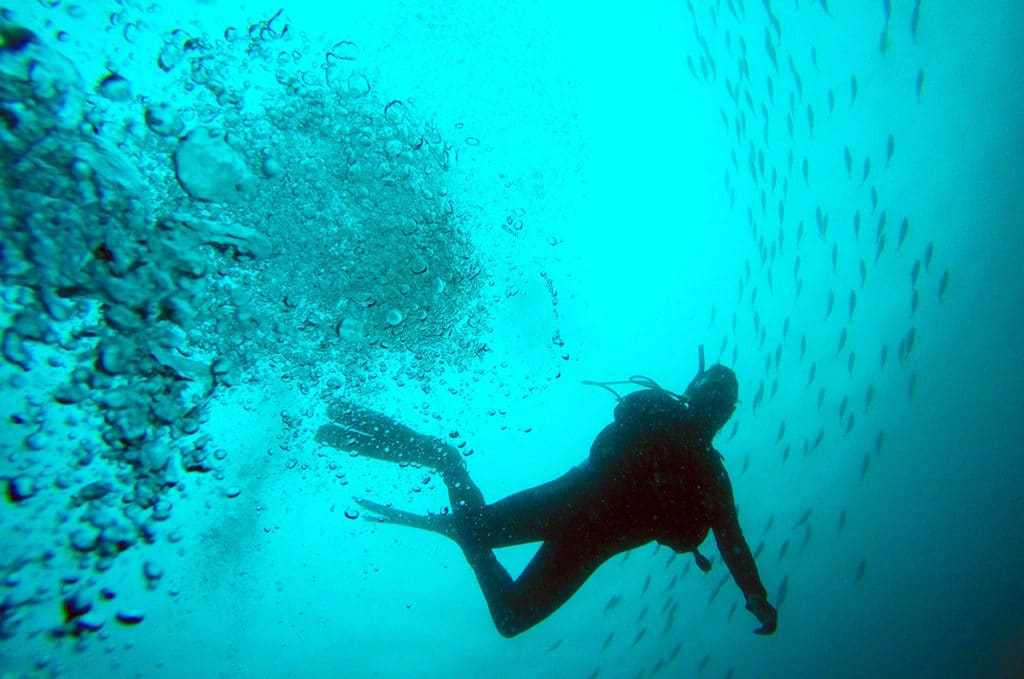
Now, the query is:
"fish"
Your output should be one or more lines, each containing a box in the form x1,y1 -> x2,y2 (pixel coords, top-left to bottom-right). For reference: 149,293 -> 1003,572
637,604 -> 649,623
910,288 -> 919,314
699,654 -> 711,672
870,186 -> 879,212
836,327 -> 847,355
865,385 -> 874,410
764,27 -> 779,71
875,233 -> 886,263
849,290 -> 857,318
911,260 -> 921,285
794,508 -> 812,527
602,631 -> 615,651
886,134 -> 895,167
848,351 -> 856,376
860,453 -> 870,478
775,422 -> 786,443
845,413 -> 855,436
876,211 -> 887,241
838,396 -> 848,420
812,427 -> 824,449
802,156 -> 809,185
915,68 -> 925,101
938,270 -> 950,300
855,558 -> 867,583
778,540 -> 789,561
782,317 -> 790,340
837,509 -> 847,533
807,361 -> 817,386
752,381 -> 765,411
604,594 -> 622,612
764,514 -> 775,532
861,156 -> 871,184
924,241 -> 934,270
911,0 -> 922,40
799,524 -> 812,551
851,74 -> 859,106
875,430 -> 885,454
826,289 -> 834,318
844,146 -> 853,178
769,377 -> 778,400
782,443 -> 791,463
880,344 -> 888,368
775,575 -> 789,607
879,25 -> 889,54
832,243 -> 838,270
908,372 -> 917,399
807,104 -> 815,135
642,573 -> 651,595
827,88 -> 835,116
859,259 -> 867,287
799,334 -> 807,359
817,387 -> 825,411
883,0 -> 892,23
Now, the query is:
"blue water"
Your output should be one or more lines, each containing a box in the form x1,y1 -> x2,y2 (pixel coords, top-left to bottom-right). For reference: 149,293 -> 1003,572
1,1 -> 1022,677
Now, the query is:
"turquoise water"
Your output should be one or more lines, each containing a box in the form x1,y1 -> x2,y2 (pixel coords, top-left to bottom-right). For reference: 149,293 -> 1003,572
1,1 -> 1022,677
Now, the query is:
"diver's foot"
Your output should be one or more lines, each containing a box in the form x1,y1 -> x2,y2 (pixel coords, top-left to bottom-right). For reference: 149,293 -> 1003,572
353,497 -> 458,539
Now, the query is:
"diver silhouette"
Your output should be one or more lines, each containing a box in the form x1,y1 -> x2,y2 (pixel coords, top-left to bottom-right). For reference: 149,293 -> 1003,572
316,349 -> 778,638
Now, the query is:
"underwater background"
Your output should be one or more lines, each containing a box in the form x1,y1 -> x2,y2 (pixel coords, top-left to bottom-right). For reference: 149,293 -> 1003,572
1,0 -> 1022,677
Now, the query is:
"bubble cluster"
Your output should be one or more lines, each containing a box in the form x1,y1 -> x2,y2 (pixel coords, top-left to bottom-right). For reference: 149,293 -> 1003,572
0,5 -> 488,646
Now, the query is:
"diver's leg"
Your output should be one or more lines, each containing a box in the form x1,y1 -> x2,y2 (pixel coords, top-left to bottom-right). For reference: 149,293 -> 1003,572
458,464 -> 593,549
461,536 -> 607,638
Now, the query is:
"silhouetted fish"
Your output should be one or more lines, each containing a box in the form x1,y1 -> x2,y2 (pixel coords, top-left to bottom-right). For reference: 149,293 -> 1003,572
775,575 -> 789,607
915,69 -> 925,101
886,134 -> 895,167
837,509 -> 847,533
855,558 -> 867,583
849,290 -> 857,319
850,74 -> 858,105
794,508 -> 812,528
938,270 -> 950,300
807,361 -> 817,386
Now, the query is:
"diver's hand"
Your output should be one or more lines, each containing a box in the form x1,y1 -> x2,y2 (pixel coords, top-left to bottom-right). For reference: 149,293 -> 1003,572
745,594 -> 777,635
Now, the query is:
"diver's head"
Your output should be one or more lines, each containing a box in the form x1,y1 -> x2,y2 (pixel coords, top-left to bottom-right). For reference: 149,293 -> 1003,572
684,364 -> 738,437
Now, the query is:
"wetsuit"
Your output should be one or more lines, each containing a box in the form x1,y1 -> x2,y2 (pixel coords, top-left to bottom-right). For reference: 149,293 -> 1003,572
316,387 -> 771,637
445,388 -> 767,636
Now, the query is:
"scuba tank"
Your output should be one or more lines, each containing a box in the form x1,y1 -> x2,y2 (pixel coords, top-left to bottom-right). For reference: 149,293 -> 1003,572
582,345 -> 714,574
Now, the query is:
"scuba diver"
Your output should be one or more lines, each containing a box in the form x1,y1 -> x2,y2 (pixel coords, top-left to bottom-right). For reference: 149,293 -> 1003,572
315,348 -> 778,638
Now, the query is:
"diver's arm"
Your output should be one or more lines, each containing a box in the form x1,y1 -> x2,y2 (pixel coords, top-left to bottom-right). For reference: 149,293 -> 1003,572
709,465 -> 777,634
